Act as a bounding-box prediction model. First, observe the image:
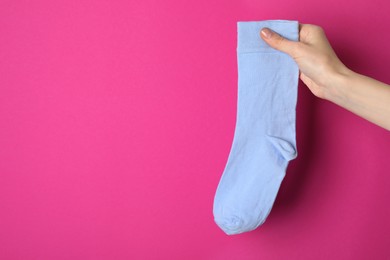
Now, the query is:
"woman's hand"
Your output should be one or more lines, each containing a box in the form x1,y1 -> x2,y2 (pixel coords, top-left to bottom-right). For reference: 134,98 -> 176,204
260,24 -> 390,131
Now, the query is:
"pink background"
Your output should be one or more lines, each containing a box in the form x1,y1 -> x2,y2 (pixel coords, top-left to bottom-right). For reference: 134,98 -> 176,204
1,0 -> 390,259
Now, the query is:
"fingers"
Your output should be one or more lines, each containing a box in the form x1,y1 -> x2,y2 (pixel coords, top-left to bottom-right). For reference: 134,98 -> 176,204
260,27 -> 299,56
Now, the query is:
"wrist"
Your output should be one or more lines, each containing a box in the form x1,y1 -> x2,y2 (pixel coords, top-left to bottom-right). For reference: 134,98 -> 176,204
322,67 -> 355,106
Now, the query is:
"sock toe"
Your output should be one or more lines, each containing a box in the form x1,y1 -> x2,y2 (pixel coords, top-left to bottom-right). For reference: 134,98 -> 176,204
214,211 -> 263,235
214,214 -> 245,235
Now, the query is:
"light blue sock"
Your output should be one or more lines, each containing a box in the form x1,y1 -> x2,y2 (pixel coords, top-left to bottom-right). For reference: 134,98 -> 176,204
213,20 -> 299,235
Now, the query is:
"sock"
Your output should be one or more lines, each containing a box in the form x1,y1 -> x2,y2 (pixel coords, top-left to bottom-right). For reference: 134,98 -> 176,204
213,20 -> 299,235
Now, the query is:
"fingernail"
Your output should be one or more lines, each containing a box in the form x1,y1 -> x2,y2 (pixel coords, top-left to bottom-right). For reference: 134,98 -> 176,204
261,28 -> 273,39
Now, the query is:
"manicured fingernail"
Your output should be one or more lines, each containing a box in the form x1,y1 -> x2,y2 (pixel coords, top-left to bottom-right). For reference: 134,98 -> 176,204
261,28 -> 272,39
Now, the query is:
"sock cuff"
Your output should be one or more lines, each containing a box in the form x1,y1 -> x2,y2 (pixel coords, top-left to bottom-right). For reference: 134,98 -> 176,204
237,20 -> 299,53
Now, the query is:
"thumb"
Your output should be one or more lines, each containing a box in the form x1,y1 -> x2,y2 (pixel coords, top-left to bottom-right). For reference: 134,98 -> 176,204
260,27 -> 298,56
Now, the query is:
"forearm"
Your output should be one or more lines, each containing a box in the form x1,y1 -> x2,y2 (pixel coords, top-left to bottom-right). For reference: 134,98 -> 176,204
326,69 -> 390,131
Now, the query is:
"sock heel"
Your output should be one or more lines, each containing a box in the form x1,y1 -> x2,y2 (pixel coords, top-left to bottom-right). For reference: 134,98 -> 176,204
266,135 -> 297,161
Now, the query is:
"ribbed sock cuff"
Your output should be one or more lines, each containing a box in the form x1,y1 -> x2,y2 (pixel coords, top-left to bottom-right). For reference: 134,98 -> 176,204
237,20 -> 299,53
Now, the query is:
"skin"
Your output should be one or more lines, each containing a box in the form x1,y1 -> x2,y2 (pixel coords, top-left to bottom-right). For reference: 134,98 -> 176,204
260,24 -> 390,131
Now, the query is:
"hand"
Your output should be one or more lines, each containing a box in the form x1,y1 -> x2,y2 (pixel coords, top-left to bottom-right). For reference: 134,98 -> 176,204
260,24 -> 390,131
260,24 -> 351,101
